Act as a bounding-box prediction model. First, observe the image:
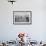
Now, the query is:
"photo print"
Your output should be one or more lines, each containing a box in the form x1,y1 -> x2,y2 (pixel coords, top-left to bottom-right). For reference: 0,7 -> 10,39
13,11 -> 32,25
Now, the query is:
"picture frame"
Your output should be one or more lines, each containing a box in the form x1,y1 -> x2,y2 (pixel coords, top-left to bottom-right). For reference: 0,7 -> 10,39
13,11 -> 32,25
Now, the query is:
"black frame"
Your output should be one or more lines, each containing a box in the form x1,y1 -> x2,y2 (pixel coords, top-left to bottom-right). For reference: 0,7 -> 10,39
13,11 -> 32,25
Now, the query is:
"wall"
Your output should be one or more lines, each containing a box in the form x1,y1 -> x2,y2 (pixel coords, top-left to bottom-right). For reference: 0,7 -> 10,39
0,0 -> 46,41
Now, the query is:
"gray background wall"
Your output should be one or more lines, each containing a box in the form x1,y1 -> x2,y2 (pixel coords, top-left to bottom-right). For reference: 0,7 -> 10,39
0,0 -> 46,41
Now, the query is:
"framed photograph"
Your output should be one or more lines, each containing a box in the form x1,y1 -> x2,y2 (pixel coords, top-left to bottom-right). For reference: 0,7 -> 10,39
13,11 -> 32,25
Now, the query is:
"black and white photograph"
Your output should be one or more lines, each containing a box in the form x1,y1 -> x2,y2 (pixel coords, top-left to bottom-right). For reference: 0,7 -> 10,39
13,11 -> 32,25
